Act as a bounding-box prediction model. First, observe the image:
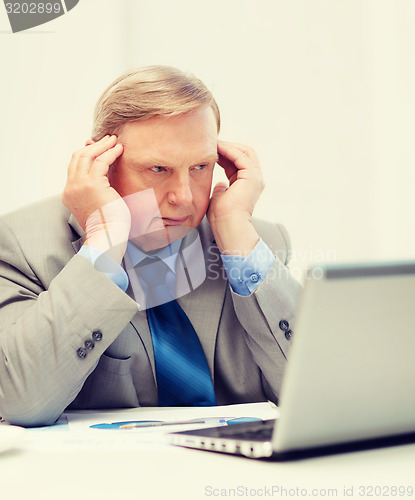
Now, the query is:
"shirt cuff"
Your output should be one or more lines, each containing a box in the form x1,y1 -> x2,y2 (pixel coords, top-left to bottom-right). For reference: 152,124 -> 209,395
220,238 -> 276,296
78,245 -> 129,292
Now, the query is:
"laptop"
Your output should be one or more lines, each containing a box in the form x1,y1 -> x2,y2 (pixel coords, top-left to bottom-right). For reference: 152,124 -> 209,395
170,261 -> 415,459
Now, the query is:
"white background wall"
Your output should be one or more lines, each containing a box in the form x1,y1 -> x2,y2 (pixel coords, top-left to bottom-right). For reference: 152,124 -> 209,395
0,0 -> 414,280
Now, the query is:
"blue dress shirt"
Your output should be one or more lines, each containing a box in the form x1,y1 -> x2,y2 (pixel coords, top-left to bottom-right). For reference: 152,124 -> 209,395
78,237 -> 275,296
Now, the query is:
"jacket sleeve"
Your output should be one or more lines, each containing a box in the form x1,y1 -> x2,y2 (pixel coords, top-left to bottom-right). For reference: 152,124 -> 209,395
229,222 -> 302,403
0,219 -> 138,427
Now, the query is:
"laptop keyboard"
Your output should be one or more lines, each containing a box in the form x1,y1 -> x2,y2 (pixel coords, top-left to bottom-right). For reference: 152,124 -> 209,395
173,418 -> 276,441
214,419 -> 275,441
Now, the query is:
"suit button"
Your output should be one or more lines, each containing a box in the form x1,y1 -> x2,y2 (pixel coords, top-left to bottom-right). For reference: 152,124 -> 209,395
285,329 -> 292,340
250,273 -> 259,283
77,348 -> 88,359
92,330 -> 103,342
279,320 -> 289,332
85,339 -> 95,350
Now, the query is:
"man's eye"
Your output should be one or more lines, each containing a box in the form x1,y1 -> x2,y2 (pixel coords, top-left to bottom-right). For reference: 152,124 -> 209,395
193,164 -> 207,171
150,166 -> 166,173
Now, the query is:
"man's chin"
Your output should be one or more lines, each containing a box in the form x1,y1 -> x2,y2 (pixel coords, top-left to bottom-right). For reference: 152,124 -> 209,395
129,225 -> 193,253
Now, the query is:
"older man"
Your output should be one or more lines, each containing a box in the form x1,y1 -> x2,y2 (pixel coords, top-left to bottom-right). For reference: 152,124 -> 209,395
0,66 -> 300,426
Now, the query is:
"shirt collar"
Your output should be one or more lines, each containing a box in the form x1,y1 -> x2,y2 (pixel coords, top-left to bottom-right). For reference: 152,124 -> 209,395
126,239 -> 182,273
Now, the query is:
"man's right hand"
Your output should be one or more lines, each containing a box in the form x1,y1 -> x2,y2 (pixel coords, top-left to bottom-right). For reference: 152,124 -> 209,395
62,135 -> 131,263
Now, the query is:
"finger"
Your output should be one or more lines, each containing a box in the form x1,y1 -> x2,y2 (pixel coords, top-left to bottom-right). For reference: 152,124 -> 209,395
217,140 -> 260,171
92,143 -> 124,177
218,140 -> 258,158
84,134 -> 118,160
67,135 -> 110,179
217,142 -> 253,185
217,154 -> 238,183
217,141 -> 254,167
68,135 -> 116,178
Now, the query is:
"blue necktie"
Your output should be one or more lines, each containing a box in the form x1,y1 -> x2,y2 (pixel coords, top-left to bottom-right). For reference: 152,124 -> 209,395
136,257 -> 217,407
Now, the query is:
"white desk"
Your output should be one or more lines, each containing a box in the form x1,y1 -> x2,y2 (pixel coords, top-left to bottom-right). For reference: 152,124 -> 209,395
1,405 -> 415,500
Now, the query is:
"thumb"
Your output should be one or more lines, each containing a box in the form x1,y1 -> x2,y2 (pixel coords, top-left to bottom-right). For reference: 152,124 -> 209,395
211,182 -> 228,197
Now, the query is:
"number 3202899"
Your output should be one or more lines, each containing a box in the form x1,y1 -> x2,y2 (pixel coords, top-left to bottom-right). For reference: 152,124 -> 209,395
5,3 -> 62,14
358,485 -> 413,496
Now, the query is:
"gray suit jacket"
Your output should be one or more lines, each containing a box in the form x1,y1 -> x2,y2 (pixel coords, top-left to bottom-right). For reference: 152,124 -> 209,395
0,196 -> 301,426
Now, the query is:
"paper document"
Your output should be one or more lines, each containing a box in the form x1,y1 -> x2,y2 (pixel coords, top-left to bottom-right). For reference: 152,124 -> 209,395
66,402 -> 278,430
19,402 -> 279,453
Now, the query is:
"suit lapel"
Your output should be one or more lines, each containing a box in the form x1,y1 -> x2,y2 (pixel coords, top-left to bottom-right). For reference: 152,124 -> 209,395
68,212 -> 156,377
68,214 -> 84,254
122,252 -> 156,378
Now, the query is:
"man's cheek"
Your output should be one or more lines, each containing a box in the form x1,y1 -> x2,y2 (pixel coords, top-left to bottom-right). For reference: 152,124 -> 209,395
198,196 -> 211,220
124,190 -> 164,238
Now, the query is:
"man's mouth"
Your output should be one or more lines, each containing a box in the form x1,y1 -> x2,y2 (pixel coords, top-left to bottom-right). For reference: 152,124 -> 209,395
162,216 -> 189,226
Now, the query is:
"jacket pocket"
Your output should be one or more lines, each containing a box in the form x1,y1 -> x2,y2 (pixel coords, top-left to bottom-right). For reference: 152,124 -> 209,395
71,354 -> 139,409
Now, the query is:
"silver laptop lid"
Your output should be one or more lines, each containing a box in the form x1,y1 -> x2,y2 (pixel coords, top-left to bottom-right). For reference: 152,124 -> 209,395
274,261 -> 415,453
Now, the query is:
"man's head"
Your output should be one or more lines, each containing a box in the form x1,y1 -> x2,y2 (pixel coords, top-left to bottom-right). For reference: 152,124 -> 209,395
92,65 -> 220,140
92,66 -> 220,252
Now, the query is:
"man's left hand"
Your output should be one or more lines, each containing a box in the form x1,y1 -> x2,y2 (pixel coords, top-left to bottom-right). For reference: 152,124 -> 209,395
207,140 -> 265,256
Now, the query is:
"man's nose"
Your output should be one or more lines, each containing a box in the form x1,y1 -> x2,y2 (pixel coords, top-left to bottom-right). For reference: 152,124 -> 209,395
167,175 -> 193,206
